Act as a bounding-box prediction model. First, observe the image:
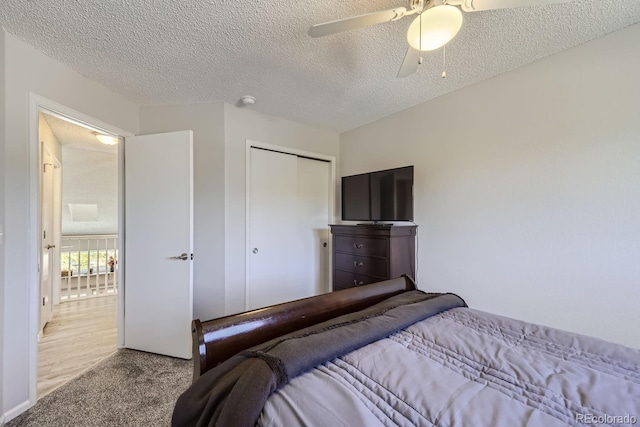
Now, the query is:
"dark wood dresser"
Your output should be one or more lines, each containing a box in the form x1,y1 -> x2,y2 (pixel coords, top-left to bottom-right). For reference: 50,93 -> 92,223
330,224 -> 417,291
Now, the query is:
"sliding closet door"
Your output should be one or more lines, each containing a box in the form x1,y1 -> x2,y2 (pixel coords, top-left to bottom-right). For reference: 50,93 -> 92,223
247,148 -> 330,310
248,149 -> 299,310
296,157 -> 330,296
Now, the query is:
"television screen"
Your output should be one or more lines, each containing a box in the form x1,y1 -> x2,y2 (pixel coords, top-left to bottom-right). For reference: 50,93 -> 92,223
341,172 -> 370,221
370,166 -> 413,221
341,166 -> 413,222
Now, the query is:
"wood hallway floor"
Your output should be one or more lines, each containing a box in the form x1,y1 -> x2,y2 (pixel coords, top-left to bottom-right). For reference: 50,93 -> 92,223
38,295 -> 118,398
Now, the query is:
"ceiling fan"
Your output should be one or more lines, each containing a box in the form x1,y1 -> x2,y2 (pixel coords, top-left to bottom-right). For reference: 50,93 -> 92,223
308,0 -> 572,78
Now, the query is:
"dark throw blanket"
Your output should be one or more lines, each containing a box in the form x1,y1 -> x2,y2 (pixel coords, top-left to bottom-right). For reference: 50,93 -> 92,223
172,291 -> 466,427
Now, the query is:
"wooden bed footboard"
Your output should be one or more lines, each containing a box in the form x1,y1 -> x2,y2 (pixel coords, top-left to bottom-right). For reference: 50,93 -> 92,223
192,275 -> 417,380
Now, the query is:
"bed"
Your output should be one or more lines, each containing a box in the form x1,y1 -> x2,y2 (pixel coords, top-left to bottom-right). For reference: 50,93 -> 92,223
173,276 -> 640,427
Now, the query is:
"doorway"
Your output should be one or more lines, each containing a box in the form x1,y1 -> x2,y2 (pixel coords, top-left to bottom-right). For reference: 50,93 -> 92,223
36,109 -> 122,398
29,102 -> 195,407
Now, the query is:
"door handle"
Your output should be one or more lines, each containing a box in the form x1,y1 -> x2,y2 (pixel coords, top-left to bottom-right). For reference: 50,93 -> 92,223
353,261 -> 364,267
170,253 -> 190,260
46,244 -> 56,250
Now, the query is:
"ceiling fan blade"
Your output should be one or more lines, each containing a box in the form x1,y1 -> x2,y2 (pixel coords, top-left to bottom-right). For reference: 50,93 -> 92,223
308,7 -> 407,37
461,0 -> 572,12
397,47 -> 421,78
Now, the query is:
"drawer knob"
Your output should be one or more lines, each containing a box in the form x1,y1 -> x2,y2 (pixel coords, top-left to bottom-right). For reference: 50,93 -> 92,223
353,261 -> 364,267
353,280 -> 364,286
353,243 -> 363,249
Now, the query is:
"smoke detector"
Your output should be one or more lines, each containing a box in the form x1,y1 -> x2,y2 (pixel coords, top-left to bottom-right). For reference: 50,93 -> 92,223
240,95 -> 256,106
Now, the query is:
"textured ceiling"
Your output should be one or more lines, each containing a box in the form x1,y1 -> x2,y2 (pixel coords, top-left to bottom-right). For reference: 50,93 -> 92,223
42,112 -> 119,154
3,0 -> 640,132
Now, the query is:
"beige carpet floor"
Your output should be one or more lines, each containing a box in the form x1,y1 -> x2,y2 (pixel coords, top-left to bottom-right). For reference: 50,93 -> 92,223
8,349 -> 192,427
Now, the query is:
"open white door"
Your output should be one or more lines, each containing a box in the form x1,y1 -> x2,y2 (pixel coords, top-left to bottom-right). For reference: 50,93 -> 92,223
39,143 -> 55,333
124,130 -> 193,359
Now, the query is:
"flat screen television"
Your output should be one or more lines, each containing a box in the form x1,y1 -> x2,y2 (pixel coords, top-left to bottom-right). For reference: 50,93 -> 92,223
342,166 -> 414,222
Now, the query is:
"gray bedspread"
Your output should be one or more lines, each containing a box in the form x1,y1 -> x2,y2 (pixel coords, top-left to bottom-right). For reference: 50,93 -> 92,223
172,291 -> 465,427
173,291 -> 640,427
260,305 -> 640,427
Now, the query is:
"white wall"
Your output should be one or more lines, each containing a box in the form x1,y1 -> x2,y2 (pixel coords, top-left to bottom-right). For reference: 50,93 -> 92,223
223,105 -> 340,314
1,30 -> 139,421
140,104 -> 340,319
340,23 -> 640,349
61,147 -> 118,235
139,103 -> 226,321
0,28 -> 5,427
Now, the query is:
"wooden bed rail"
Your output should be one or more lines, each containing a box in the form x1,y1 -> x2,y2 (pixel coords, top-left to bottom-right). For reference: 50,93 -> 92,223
192,276 -> 417,380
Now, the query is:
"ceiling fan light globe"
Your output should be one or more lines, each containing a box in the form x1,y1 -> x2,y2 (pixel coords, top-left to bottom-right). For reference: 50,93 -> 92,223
407,5 -> 463,51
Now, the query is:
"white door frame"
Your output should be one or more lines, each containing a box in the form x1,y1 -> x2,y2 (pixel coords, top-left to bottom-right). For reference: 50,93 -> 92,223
27,93 -> 134,405
244,139 -> 336,311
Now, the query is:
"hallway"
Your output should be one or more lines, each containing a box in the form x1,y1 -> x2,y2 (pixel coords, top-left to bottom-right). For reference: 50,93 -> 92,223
38,296 -> 117,398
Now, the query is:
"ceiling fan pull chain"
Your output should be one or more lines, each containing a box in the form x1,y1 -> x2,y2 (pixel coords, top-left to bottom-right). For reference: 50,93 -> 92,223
442,45 -> 447,78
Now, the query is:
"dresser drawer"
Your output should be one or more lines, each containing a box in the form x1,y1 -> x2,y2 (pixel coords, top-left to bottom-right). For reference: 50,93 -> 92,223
334,235 -> 388,258
335,253 -> 388,278
330,225 -> 416,293
334,270 -> 379,290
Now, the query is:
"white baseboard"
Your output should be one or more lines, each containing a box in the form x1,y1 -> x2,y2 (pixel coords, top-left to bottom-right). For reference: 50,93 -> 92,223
3,399 -> 33,424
